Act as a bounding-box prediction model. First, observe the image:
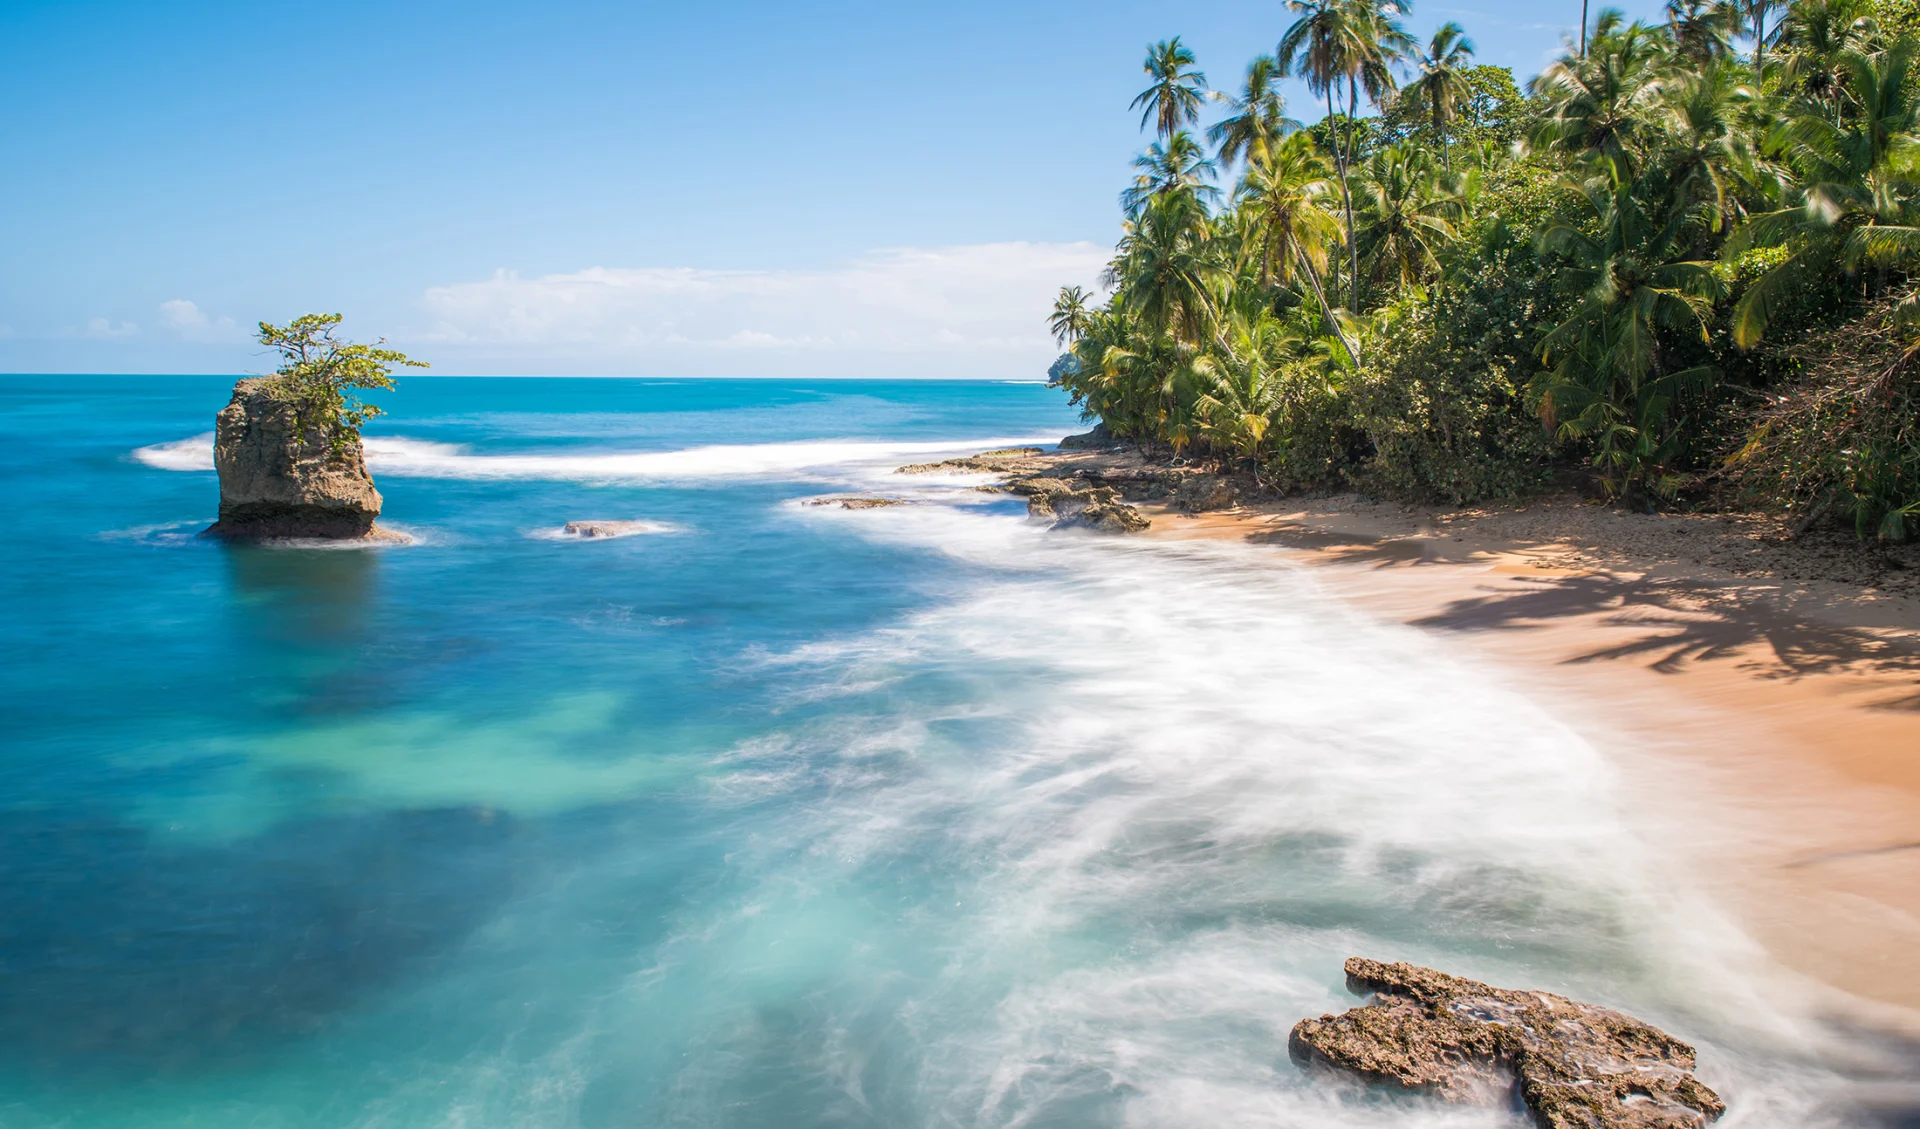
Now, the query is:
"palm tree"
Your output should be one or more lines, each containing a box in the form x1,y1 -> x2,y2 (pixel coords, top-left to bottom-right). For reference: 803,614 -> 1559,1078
1050,286 -> 1095,345
1535,157 -> 1726,497
1730,41 -> 1920,346
1109,190 -> 1222,343
1120,130 -> 1221,215
1132,38 -> 1208,139
1277,0 -> 1415,310
1771,0 -> 1879,115
1399,22 -> 1476,167
1354,145 -> 1464,299
1209,55 -> 1301,170
1652,59 -> 1758,232
1665,0 -> 1741,61
1745,0 -> 1782,65
1233,132 -> 1359,362
1530,12 -> 1669,172
1191,311 -> 1302,464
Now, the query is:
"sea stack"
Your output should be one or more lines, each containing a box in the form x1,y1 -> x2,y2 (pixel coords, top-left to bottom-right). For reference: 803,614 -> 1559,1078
203,377 -> 387,540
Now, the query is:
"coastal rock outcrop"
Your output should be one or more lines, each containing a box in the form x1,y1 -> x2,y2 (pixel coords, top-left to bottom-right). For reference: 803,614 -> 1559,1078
891,449 -> 1151,534
1290,958 -> 1724,1129
1057,422 -> 1115,450
205,378 -> 387,540
1170,472 -> 1239,512
1011,478 -> 1151,534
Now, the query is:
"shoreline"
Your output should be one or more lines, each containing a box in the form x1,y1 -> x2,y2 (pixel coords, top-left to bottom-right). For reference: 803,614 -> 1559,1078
920,447 -> 1920,1036
1147,494 -> 1920,1034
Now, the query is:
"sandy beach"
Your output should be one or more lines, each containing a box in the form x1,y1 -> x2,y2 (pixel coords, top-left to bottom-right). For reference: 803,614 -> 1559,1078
1153,494 -> 1920,1050
937,447 -> 1920,1037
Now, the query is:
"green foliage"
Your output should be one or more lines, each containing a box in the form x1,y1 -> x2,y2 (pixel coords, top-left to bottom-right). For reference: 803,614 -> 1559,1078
259,314 -> 428,458
1725,291 -> 1920,537
1050,6 -> 1920,532
1382,64 -> 1532,153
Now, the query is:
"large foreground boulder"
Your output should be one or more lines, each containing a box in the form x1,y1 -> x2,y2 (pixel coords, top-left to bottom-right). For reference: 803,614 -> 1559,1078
1290,958 -> 1724,1129
204,378 -> 387,540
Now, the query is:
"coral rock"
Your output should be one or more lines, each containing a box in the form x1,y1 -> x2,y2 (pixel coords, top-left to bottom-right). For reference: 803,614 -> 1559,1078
1290,959 -> 1725,1129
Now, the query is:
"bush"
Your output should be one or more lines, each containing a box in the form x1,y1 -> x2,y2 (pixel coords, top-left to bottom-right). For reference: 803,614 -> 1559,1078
259,314 -> 427,458
1724,292 -> 1920,539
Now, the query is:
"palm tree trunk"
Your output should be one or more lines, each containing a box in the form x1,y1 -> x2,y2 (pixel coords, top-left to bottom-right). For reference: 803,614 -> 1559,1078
1580,0 -> 1589,55
1344,78 -> 1363,311
1293,244 -> 1362,368
1325,85 -> 1354,313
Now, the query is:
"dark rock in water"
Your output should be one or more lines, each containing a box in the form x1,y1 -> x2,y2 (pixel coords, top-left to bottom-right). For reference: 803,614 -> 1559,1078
1005,476 -> 1083,500
802,496 -> 911,510
1014,477 -> 1150,534
204,378 -> 389,540
1290,958 -> 1725,1129
1055,498 -> 1151,533
562,520 -> 656,537
897,449 -> 1046,474
1058,422 -> 1114,449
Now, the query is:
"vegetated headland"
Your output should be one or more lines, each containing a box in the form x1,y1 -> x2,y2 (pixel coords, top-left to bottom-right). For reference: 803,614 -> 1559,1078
1051,0 -> 1920,537
1026,2 -> 1920,1030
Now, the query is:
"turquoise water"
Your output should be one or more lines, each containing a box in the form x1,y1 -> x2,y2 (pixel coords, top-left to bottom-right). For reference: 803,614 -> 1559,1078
0,376 -> 1891,1127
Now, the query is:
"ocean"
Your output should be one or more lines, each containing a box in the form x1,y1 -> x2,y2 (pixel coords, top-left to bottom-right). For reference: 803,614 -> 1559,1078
0,375 -> 1889,1127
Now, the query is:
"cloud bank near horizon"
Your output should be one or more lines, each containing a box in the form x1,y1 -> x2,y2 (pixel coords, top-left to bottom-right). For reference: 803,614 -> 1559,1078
0,241 -> 1110,378
414,241 -> 1109,378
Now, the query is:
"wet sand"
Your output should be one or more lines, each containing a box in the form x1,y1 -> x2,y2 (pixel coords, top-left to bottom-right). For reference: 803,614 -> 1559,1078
1143,495 -> 1920,1035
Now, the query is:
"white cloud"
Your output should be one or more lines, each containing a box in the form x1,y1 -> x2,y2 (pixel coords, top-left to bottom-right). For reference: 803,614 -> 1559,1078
416,241 -> 1110,376
160,298 -> 208,330
158,298 -> 242,341
84,317 -> 139,339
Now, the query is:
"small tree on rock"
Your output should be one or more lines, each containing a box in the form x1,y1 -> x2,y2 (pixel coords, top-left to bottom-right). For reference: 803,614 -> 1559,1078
258,314 -> 427,458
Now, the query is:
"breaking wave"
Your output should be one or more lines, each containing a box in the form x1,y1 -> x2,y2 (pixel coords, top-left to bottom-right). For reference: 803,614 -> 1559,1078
132,434 -> 1054,483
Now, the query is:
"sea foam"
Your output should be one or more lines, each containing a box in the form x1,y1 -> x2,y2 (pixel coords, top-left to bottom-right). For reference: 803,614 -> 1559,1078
132,433 -> 1056,483
635,502 -> 1868,1127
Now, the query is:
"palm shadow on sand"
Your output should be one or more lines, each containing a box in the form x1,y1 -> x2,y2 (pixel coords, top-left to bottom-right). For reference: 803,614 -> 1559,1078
1408,571 -> 1920,703
1240,521 -> 1920,707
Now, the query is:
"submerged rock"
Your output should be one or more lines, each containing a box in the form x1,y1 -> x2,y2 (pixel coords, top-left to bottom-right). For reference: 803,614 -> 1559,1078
803,496 -> 911,510
1290,958 -> 1725,1129
562,520 -> 657,538
204,378 -> 386,540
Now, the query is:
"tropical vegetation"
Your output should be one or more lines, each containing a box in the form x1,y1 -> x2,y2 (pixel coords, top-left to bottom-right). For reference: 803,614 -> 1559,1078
1049,0 -> 1920,539
259,313 -> 427,457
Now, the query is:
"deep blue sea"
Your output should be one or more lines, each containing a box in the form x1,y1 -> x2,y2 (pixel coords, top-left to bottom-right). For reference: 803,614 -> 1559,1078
0,375 -> 1890,1127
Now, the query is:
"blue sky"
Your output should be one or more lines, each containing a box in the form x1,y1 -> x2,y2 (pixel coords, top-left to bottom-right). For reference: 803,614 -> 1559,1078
0,0 -> 1667,377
